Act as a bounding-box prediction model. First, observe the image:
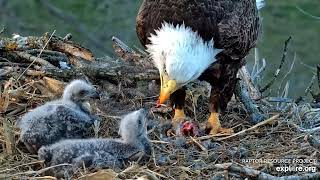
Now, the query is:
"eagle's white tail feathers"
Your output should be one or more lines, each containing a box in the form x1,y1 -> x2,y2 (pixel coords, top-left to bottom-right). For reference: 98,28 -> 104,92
256,0 -> 265,10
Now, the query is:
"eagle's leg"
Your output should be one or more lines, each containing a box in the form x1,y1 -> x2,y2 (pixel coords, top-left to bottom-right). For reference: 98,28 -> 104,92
170,88 -> 186,127
203,61 -> 240,135
207,112 -> 233,135
206,92 -> 234,135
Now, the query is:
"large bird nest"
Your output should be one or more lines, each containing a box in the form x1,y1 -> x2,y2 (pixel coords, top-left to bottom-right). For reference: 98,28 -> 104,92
0,33 -> 319,179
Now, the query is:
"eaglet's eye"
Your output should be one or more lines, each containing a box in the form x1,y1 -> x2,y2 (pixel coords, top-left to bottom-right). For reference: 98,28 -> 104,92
79,90 -> 88,96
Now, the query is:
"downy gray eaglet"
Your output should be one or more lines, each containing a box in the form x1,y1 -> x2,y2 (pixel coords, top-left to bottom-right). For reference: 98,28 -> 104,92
38,108 -> 152,178
16,79 -> 100,154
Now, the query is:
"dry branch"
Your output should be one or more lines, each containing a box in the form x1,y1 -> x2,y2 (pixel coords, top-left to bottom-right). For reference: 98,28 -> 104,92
235,79 -> 266,123
41,63 -> 159,83
260,36 -> 292,93
3,118 -> 17,155
307,135 -> 320,150
0,26 -> 4,34
217,114 -> 279,141
239,66 -> 262,100
311,65 -> 320,103
15,51 -> 55,68
296,5 -> 320,20
112,36 -> 143,62
0,33 -> 94,61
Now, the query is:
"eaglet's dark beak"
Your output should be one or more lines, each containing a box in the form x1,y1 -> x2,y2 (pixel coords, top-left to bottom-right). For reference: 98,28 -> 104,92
89,90 -> 101,100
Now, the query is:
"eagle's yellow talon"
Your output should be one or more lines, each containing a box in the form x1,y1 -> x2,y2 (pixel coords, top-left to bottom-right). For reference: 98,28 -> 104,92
210,127 -> 234,135
207,112 -> 233,135
172,108 -> 185,127
174,109 -> 185,119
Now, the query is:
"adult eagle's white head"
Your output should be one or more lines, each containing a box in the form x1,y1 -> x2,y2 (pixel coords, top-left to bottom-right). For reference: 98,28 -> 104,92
147,22 -> 222,103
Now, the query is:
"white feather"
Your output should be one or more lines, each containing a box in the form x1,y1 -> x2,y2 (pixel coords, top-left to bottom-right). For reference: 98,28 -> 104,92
256,0 -> 265,10
147,22 -> 222,85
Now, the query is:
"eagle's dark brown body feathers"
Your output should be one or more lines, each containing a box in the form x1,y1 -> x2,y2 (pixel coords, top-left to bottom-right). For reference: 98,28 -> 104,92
136,0 -> 260,60
136,0 -> 262,135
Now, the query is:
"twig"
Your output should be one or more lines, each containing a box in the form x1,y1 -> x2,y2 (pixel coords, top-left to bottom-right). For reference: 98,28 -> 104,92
15,51 -> 56,68
145,169 -> 164,180
251,48 -> 259,79
25,49 -> 66,57
3,118 -> 16,155
252,58 -> 266,83
17,30 -> 56,80
31,176 -> 57,180
0,161 -> 43,174
266,97 -> 293,103
150,140 -> 170,144
277,53 -> 296,97
0,26 -> 4,34
317,65 -> 320,89
8,163 -> 72,177
216,115 -> 279,141
112,36 -> 143,61
305,74 -> 316,96
41,55 -> 69,64
278,81 -> 290,109
25,69 -> 47,76
260,36 -> 292,93
193,133 -> 231,141
63,33 -> 72,41
0,57 -> 10,62
0,62 -> 30,67
40,63 -> 159,83
300,61 -> 317,71
190,136 -> 208,153
112,36 -> 135,55
295,6 -> 320,20
238,66 -> 261,100
235,80 -> 266,123
294,125 -> 320,134
306,135 -> 320,150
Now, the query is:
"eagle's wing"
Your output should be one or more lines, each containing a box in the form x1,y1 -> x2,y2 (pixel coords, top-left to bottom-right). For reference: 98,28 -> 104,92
136,0 -> 260,59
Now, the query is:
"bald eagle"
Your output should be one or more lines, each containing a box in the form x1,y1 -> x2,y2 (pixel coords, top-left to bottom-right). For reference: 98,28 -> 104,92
136,0 -> 264,135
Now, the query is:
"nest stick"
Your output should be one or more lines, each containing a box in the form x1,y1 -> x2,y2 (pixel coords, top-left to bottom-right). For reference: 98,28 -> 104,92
235,80 -> 266,123
239,66 -> 261,100
216,114 -> 279,141
317,65 -> 320,89
260,36 -> 292,93
0,26 -> 4,34
15,51 -> 56,68
17,30 -> 56,80
306,135 -> 320,150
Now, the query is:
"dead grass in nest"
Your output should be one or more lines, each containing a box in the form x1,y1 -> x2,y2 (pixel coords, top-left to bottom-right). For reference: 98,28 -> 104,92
1,78 -> 319,179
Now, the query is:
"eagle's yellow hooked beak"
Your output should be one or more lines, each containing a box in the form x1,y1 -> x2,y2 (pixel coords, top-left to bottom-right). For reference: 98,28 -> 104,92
158,74 -> 177,105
